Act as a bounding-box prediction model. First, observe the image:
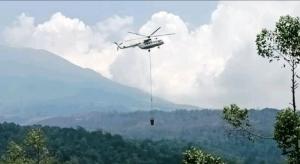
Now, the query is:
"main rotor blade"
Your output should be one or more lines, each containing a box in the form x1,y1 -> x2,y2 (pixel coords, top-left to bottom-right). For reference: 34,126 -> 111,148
151,33 -> 176,37
128,32 -> 147,37
149,27 -> 161,36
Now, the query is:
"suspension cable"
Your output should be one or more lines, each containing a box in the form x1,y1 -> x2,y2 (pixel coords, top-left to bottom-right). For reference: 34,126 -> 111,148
148,50 -> 153,111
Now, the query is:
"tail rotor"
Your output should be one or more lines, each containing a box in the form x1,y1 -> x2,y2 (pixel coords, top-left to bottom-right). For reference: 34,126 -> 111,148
113,42 -> 123,51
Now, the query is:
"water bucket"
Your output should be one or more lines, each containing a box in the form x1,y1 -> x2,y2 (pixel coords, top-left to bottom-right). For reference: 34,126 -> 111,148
150,118 -> 154,126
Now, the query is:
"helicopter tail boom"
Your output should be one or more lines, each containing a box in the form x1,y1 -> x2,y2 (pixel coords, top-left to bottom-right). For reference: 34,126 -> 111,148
114,41 -> 141,50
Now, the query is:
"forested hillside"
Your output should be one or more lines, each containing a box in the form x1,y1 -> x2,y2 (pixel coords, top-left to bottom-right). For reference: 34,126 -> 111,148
0,122 -> 187,164
39,109 -> 284,163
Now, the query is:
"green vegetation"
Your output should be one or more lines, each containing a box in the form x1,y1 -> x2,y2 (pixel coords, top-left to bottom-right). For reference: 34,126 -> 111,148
274,108 -> 300,163
256,15 -> 300,113
256,15 -> 300,162
0,122 -> 188,164
223,104 -> 250,129
40,109 -> 283,163
223,14 -> 300,163
182,147 -> 224,164
0,121 -> 282,163
1,128 -> 56,164
223,105 -> 300,163
1,141 -> 28,164
223,104 -> 273,140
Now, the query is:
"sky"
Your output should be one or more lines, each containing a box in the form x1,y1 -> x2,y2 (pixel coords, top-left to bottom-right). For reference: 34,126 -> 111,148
0,1 -> 300,109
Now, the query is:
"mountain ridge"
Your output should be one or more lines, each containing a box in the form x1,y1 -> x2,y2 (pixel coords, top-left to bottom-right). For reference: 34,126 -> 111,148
0,45 -> 199,123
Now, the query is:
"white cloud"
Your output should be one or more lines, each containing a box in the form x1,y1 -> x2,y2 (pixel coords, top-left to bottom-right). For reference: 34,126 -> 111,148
96,15 -> 133,39
3,2 -> 300,109
3,12 -> 133,78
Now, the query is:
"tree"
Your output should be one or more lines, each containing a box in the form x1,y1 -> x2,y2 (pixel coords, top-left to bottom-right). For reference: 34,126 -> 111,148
0,128 -> 57,164
0,141 -> 31,164
256,15 -> 300,163
182,147 -> 224,164
256,15 -> 300,113
223,105 -> 300,163
24,128 -> 54,164
223,104 -> 250,130
223,104 -> 253,140
223,15 -> 300,163
274,108 -> 300,163
223,104 -> 272,140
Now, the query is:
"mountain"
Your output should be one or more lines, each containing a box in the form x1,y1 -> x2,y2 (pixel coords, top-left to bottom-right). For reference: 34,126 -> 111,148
38,109 -> 284,163
0,46 -> 196,122
38,109 -> 278,140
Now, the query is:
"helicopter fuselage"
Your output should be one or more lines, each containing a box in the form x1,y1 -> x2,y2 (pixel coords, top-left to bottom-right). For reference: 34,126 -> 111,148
115,27 -> 174,51
138,39 -> 164,50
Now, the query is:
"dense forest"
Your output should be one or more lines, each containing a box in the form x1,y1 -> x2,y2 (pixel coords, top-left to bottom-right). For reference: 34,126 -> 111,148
0,121 -> 283,163
39,109 -> 284,163
0,122 -> 190,164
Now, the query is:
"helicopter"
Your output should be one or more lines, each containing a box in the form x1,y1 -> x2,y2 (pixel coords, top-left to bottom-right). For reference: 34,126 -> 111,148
114,27 -> 175,52
113,27 -> 175,126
